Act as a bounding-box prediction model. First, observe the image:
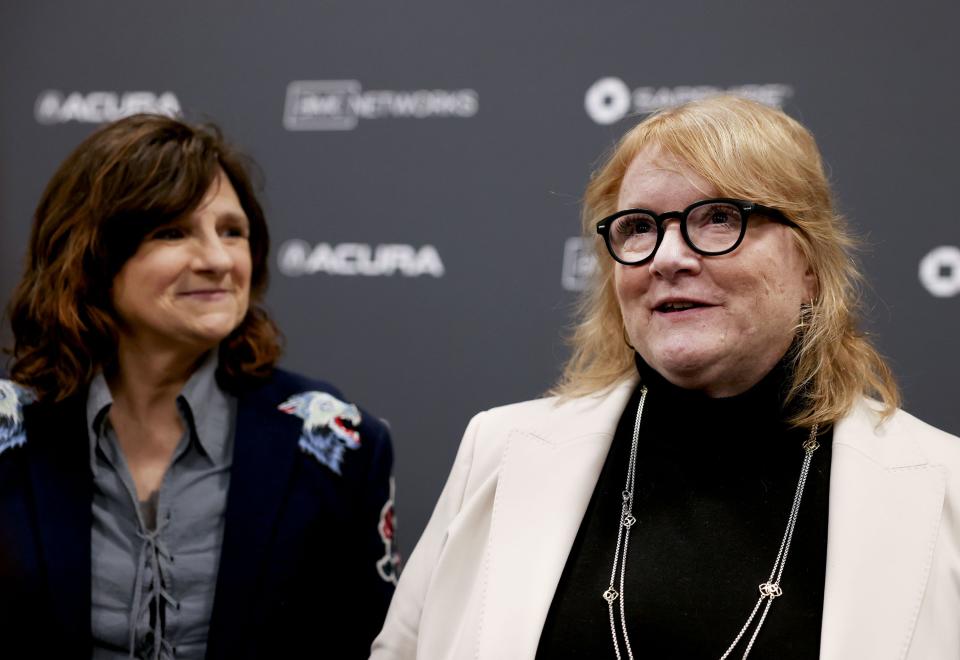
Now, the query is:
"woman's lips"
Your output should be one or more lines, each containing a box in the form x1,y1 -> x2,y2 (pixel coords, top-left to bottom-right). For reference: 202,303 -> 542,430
653,300 -> 714,313
179,289 -> 229,300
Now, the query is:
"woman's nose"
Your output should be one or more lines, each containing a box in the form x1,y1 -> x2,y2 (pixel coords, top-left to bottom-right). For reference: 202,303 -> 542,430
649,221 -> 701,280
193,235 -> 234,273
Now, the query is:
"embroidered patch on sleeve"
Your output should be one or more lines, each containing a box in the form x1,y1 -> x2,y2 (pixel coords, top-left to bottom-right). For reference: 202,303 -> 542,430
0,380 -> 34,457
376,477 -> 400,585
278,391 -> 362,474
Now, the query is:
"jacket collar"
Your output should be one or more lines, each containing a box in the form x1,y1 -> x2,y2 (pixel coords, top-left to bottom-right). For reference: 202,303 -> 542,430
477,379 -> 636,658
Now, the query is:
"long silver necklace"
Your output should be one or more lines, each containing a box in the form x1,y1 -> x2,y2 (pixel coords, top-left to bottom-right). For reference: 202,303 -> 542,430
602,386 -> 820,660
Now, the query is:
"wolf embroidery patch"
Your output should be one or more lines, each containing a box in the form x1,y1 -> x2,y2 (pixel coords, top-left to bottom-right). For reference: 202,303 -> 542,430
0,380 -> 34,457
279,391 -> 362,474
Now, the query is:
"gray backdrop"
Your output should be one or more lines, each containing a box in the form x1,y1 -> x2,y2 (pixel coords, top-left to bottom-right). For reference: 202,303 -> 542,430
2,0 -> 958,546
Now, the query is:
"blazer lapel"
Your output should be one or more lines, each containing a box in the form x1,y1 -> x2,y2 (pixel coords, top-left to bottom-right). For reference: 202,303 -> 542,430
25,399 -> 92,647
206,383 -> 304,658
820,401 -> 946,660
478,380 -> 636,659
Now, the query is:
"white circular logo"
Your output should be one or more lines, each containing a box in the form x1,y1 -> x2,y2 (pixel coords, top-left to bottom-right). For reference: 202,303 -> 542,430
584,77 -> 631,125
919,245 -> 960,297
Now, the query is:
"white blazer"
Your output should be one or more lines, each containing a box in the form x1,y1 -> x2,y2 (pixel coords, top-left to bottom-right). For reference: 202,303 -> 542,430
371,379 -> 960,659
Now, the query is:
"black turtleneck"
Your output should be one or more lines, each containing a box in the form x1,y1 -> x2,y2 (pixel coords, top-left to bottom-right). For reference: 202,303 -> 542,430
536,355 -> 832,659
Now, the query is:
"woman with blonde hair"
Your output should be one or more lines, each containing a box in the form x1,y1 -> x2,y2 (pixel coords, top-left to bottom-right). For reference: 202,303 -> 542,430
372,96 -> 960,659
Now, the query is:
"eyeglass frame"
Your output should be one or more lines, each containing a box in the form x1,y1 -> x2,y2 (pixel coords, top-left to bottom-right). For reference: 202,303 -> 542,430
595,197 -> 798,266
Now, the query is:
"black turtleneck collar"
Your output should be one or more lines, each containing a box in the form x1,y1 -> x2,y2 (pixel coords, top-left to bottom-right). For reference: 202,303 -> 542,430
633,351 -> 795,428
631,351 -> 811,472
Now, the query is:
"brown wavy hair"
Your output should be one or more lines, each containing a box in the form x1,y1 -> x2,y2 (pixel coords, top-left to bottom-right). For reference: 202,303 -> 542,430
6,113 -> 283,402
555,96 -> 899,429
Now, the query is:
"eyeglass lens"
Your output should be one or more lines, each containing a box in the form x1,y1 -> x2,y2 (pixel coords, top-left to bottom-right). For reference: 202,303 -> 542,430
609,201 -> 744,262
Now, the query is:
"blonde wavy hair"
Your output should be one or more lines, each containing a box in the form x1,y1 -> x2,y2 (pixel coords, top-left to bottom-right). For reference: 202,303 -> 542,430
555,95 -> 899,429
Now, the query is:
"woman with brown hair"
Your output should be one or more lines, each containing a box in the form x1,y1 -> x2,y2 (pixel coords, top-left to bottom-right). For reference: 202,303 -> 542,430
372,96 -> 960,659
0,114 -> 398,659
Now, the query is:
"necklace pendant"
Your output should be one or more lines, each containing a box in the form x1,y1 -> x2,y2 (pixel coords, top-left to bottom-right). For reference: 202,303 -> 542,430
622,514 -> 637,528
602,588 -> 619,604
758,582 -> 783,599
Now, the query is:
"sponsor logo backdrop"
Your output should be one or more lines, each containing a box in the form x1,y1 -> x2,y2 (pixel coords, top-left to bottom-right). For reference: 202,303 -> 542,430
2,2 -> 958,544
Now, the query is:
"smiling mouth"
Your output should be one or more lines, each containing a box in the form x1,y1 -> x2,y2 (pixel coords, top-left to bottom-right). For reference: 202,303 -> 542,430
656,301 -> 709,313
180,289 -> 229,297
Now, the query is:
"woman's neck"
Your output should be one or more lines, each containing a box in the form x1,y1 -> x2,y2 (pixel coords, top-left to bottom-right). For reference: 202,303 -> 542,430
107,337 -> 208,418
634,352 -> 793,428
105,339 -> 211,501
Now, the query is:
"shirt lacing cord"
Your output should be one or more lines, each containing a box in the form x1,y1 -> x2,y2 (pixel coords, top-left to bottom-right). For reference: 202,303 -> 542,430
130,516 -> 180,660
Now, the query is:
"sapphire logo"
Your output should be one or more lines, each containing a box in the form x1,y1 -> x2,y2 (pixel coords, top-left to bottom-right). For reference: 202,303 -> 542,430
278,240 -> 445,278
919,245 -> 960,297
562,237 -> 597,291
283,80 -> 478,131
584,78 -> 633,125
35,90 -> 181,124
584,79 -> 794,125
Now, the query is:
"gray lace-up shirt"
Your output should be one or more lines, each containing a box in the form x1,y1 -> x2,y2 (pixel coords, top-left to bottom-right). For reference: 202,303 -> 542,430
86,353 -> 236,660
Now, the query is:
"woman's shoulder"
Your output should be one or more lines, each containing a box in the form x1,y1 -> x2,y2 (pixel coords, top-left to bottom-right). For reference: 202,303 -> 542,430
480,378 -> 634,422
256,367 -> 346,400
461,378 -> 636,451
837,397 -> 960,468
884,403 -> 960,466
258,367 -> 392,444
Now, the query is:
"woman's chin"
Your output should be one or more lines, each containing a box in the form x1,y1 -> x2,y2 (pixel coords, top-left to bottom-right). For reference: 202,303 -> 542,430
160,322 -> 238,355
186,314 -> 244,343
188,327 -> 235,350
644,350 -> 729,391
647,345 -> 714,375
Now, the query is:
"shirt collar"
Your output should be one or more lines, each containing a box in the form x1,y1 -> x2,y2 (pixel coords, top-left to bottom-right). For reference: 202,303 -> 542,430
85,350 -> 234,467
86,371 -> 113,476
86,371 -> 113,438
179,350 -> 233,464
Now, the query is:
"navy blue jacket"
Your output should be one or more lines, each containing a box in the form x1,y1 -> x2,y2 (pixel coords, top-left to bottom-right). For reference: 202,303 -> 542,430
0,369 -> 397,659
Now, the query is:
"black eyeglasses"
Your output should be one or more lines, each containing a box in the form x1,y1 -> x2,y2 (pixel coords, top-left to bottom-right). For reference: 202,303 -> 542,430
595,198 -> 796,266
